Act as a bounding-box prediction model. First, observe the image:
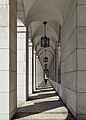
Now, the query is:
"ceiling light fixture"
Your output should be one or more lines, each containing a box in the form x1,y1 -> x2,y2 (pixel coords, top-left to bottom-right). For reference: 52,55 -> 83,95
41,21 -> 50,48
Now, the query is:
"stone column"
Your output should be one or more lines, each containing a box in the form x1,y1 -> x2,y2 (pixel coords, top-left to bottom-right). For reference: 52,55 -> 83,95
54,50 -> 56,81
32,45 -> 34,93
34,51 -> 36,91
17,20 -> 28,101
0,0 -> 17,119
36,56 -> 44,88
36,56 -> 39,88
32,49 -> 36,92
26,27 -> 29,99
49,58 -> 54,81
28,40 -> 32,95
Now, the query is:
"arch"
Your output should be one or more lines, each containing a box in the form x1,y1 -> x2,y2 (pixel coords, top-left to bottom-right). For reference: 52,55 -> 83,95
38,50 -> 53,58
32,24 -> 58,43
25,0 -> 63,26
37,47 -> 54,56
36,44 -> 54,54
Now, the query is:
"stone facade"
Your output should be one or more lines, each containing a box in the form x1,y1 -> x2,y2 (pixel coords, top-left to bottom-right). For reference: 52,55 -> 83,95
0,0 -> 17,119
49,0 -> 86,119
0,0 -> 86,120
76,0 -> 86,119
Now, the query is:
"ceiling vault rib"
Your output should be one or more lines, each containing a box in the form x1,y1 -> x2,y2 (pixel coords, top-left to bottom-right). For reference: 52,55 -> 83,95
17,0 -> 70,67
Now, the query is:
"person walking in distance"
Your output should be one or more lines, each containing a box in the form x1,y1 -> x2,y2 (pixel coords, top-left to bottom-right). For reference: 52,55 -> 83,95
44,74 -> 47,85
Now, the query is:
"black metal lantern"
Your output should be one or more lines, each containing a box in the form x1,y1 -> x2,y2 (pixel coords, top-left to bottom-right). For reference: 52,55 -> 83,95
41,21 -> 50,48
43,50 -> 48,62
44,64 -> 47,69
44,68 -> 49,73
43,57 -> 48,62
41,36 -> 50,47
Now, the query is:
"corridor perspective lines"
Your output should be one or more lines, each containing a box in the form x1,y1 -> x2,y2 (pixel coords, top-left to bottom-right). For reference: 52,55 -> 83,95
12,81 -> 75,120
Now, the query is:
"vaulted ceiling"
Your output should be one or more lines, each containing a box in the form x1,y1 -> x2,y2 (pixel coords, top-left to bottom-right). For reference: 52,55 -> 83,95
17,0 -> 71,68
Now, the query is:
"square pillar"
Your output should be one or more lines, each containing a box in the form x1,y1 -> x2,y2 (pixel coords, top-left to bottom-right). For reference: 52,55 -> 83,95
32,48 -> 36,92
32,46 -> 34,93
36,56 -> 39,88
17,20 -> 29,101
33,51 -> 36,91
35,56 -> 44,88
28,40 -> 33,95
0,0 -> 17,119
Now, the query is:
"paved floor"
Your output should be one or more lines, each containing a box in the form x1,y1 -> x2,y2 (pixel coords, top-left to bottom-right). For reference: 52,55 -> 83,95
12,81 -> 75,120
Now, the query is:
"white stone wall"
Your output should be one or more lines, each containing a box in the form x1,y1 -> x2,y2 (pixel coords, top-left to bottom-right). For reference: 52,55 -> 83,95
61,0 -> 77,117
50,0 -> 76,118
76,0 -> 86,119
17,19 -> 28,101
0,0 -> 17,119
49,0 -> 86,119
50,0 -> 77,117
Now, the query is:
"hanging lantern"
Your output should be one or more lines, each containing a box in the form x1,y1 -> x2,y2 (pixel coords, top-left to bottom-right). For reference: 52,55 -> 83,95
43,50 -> 48,62
44,64 -> 47,69
43,57 -> 48,62
44,68 -> 49,73
41,36 -> 50,47
41,21 -> 50,48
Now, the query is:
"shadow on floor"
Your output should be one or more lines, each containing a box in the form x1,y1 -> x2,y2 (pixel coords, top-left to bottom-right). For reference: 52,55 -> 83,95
13,100 -> 65,119
28,89 -> 56,101
12,83 -> 75,120
33,88 -> 54,93
38,80 -> 51,87
37,86 -> 53,90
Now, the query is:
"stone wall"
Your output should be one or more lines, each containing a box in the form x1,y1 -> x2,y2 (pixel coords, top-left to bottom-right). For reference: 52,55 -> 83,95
49,0 -> 86,119
9,1 -> 17,118
61,0 -> 77,117
0,0 -> 17,119
50,0 -> 77,117
76,0 -> 86,119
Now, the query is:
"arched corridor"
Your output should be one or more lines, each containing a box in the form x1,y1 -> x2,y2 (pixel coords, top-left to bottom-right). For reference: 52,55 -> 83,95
12,81 -> 75,120
0,0 -> 86,120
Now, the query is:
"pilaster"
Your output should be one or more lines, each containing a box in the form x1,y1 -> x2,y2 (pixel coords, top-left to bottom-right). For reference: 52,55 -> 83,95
0,0 -> 17,119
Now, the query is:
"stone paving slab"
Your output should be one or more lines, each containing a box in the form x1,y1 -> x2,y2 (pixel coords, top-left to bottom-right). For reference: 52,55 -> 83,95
12,81 -> 75,120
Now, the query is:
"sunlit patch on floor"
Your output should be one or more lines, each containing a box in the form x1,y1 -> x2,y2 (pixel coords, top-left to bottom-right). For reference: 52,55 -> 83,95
12,81 -> 75,120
